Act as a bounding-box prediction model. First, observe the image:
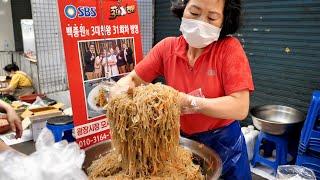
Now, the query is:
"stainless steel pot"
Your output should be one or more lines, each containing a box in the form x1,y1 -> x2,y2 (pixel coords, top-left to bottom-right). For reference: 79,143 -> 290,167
250,105 -> 305,135
83,137 -> 222,180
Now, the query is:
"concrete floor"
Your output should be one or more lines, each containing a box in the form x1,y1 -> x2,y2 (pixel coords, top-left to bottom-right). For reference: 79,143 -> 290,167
252,174 -> 267,180
11,141 -> 268,180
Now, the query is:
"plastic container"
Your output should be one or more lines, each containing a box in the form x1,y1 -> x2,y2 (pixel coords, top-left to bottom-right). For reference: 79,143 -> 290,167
242,125 -> 259,161
277,165 -> 316,180
19,94 -> 46,104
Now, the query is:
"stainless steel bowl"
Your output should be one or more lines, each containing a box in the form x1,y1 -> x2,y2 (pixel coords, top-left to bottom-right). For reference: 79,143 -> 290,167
250,105 -> 305,135
83,137 -> 222,180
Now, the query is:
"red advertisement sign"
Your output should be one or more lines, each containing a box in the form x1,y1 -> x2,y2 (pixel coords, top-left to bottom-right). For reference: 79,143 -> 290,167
57,0 -> 143,148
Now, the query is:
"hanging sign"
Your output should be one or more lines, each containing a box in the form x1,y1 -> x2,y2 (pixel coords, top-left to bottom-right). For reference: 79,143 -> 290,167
57,0 -> 143,149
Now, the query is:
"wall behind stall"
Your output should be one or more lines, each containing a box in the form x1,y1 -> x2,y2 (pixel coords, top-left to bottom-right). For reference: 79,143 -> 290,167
0,0 -> 15,74
11,0 -> 32,51
0,0 -> 36,88
0,52 -> 13,76
30,0 -> 68,94
154,1 -> 180,44
237,0 -> 320,115
137,0 -> 154,56
0,1 -> 15,51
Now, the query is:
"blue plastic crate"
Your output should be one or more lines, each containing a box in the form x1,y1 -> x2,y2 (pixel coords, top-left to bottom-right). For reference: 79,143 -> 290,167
299,91 -> 320,154
296,154 -> 320,179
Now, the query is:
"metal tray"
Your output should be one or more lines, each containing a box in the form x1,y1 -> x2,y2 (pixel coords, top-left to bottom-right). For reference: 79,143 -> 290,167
83,137 -> 222,179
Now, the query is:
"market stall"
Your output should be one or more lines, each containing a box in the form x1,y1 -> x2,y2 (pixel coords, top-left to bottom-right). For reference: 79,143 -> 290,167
0,93 -> 67,141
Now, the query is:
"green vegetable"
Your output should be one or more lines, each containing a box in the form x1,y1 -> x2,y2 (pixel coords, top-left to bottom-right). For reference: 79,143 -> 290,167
0,97 -> 12,104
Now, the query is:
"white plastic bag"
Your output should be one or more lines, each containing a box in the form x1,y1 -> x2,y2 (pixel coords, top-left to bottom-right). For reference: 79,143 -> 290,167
241,125 -> 259,161
0,128 -> 87,180
277,165 -> 316,180
28,96 -> 47,109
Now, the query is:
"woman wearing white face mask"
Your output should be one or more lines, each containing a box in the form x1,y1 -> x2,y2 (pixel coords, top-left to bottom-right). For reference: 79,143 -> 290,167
116,0 -> 254,179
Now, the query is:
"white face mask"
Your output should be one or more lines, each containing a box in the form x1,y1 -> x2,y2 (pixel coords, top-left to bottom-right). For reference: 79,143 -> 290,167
180,18 -> 221,48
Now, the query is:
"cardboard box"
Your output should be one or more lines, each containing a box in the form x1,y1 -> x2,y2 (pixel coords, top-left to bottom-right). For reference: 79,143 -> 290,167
21,106 -> 62,119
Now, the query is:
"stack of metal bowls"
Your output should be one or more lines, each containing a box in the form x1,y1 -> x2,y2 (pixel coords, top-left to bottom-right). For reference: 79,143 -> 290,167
250,105 -> 305,135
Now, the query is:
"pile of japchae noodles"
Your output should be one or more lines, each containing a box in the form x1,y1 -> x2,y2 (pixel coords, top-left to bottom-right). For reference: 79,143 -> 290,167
87,83 -> 204,180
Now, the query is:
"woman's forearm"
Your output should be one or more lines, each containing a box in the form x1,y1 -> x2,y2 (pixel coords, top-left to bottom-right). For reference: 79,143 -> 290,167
0,86 -> 14,93
194,91 -> 250,120
117,70 -> 146,88
0,100 -> 12,112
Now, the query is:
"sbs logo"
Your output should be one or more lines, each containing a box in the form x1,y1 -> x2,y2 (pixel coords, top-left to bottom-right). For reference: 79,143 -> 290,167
64,5 -> 97,19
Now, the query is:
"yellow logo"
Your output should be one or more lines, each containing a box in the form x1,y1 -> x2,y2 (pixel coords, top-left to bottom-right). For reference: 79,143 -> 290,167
109,3 -> 135,20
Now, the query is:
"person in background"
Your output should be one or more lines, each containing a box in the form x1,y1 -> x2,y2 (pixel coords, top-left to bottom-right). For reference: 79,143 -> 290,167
94,48 -> 104,79
84,44 -> 96,80
102,49 -> 111,78
107,48 -> 119,77
115,46 -> 126,74
116,0 -> 254,179
122,43 -> 134,72
0,64 -> 34,98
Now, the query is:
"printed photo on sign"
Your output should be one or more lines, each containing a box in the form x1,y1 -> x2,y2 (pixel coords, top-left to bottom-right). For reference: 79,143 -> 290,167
78,37 -> 136,81
84,74 -> 127,119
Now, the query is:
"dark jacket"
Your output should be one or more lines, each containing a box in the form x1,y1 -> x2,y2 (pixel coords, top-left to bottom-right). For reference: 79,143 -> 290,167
124,47 -> 134,64
117,51 -> 126,66
84,51 -> 95,72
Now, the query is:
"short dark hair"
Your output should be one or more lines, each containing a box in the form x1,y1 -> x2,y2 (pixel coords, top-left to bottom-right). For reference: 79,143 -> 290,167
4,64 -> 19,72
171,0 -> 241,39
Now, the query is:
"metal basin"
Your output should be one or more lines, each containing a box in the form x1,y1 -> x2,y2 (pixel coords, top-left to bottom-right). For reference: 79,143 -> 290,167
83,137 -> 222,180
250,105 -> 305,135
